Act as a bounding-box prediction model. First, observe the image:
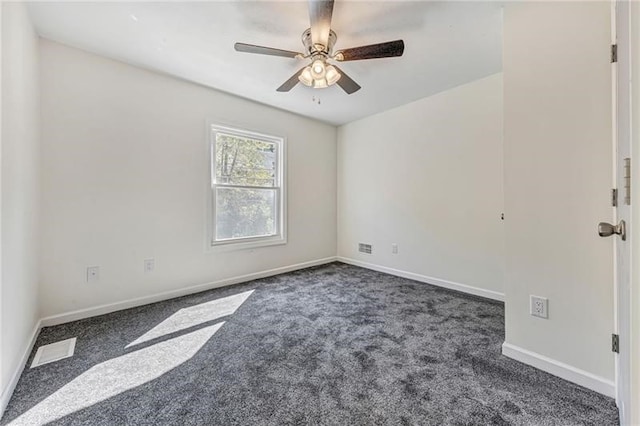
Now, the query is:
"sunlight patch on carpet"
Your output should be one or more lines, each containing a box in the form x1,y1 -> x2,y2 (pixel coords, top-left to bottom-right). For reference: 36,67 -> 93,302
126,289 -> 254,348
9,323 -> 223,426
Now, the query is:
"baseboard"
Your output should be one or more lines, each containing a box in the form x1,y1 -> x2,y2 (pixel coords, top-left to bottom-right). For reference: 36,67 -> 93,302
336,256 -> 504,302
0,320 -> 41,417
41,256 -> 337,327
501,342 -> 615,398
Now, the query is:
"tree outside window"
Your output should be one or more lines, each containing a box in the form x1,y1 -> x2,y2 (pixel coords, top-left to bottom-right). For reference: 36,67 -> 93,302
210,126 -> 285,247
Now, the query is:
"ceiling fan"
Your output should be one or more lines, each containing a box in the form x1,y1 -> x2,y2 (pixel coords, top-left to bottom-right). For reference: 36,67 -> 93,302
234,0 -> 405,94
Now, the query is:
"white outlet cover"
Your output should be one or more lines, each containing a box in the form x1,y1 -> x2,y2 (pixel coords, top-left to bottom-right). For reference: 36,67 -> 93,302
86,266 -> 99,282
530,295 -> 549,319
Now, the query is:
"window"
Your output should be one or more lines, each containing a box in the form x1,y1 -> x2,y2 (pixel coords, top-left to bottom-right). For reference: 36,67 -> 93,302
210,125 -> 285,249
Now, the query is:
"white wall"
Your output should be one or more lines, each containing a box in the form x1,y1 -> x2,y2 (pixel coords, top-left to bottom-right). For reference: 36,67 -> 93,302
337,73 -> 504,298
0,1 -> 41,409
503,2 -> 614,383
39,40 -> 337,318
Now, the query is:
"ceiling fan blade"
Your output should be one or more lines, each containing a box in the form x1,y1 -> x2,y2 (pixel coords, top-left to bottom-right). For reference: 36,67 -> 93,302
309,0 -> 334,49
335,40 -> 405,61
234,43 -> 301,58
332,65 -> 361,94
276,67 -> 307,92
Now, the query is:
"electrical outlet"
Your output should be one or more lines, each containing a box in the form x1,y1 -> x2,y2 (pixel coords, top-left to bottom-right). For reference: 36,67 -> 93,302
144,258 -> 155,273
391,243 -> 398,254
87,266 -> 99,282
530,295 -> 548,319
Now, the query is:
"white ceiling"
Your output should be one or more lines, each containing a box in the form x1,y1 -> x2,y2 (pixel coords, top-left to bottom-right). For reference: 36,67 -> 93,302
27,1 -> 503,126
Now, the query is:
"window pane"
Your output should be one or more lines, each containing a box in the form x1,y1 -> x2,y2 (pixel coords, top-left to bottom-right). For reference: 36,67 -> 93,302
215,187 -> 277,240
215,133 -> 277,187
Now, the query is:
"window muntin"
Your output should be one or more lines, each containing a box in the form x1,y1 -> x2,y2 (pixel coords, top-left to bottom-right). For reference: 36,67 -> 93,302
210,126 -> 284,247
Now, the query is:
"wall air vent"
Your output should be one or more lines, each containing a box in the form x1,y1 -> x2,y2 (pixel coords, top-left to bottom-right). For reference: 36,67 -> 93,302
31,337 -> 77,368
358,243 -> 372,254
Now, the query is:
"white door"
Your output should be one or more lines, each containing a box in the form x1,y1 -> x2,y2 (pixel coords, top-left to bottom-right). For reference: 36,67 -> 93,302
607,1 -> 632,424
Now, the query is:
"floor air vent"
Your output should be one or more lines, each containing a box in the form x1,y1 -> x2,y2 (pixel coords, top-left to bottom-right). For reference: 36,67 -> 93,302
31,337 -> 77,368
358,243 -> 372,254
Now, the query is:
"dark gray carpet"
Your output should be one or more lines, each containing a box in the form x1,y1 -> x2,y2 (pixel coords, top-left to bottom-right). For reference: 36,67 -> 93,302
2,262 -> 618,425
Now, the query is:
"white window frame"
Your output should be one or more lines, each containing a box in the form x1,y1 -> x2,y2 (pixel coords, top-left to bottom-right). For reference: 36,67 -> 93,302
208,124 -> 286,251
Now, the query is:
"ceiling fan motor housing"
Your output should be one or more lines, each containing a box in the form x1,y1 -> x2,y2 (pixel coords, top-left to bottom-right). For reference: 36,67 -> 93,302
302,28 -> 337,56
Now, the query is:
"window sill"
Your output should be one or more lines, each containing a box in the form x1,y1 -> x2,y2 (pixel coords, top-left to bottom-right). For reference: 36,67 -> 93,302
208,236 -> 287,253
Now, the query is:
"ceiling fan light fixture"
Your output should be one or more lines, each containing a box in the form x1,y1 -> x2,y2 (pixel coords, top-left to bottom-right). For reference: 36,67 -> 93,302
310,59 -> 326,79
298,66 -> 314,86
325,65 -> 341,86
313,78 -> 328,89
299,59 -> 340,89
